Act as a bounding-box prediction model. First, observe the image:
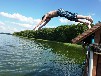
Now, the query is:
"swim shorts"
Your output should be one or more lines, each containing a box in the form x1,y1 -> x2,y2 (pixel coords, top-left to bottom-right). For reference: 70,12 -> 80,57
57,8 -> 78,22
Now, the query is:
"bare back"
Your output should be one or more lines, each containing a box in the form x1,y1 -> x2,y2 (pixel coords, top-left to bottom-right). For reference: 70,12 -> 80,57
46,10 -> 58,18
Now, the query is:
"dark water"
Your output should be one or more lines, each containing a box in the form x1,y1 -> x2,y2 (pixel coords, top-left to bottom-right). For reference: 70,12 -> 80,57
0,34 -> 85,76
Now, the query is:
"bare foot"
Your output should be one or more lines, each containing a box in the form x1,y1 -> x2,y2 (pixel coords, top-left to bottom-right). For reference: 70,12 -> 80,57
86,16 -> 93,23
85,22 -> 91,29
88,24 -> 91,29
33,28 -> 36,30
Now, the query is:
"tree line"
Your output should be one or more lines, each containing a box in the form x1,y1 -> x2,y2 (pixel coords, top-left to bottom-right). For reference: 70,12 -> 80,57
13,23 -> 94,43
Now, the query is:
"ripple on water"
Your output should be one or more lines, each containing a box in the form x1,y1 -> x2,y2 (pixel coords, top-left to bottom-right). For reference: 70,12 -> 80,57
0,34 -> 84,76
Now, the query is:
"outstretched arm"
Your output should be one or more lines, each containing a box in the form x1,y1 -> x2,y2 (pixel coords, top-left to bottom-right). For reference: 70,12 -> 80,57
38,19 -> 50,30
33,20 -> 43,30
33,15 -> 47,30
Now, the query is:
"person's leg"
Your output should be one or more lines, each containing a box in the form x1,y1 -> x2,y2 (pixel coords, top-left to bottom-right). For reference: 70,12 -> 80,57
38,20 -> 50,30
77,15 -> 93,23
77,19 -> 91,29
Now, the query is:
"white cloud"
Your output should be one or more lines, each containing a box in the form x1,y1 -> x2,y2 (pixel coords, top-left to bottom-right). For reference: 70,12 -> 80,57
0,24 -> 18,33
0,21 -> 6,30
0,12 -> 41,33
0,12 -> 41,24
59,17 -> 93,25
11,22 -> 33,28
0,21 -> 21,33
59,18 -> 79,25
59,18 -> 68,23
0,21 -> 5,26
7,27 -> 19,33
0,25 -> 6,30
0,21 -> 35,33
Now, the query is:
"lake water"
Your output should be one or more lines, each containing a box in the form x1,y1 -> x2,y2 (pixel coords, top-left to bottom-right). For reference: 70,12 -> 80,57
0,34 -> 85,76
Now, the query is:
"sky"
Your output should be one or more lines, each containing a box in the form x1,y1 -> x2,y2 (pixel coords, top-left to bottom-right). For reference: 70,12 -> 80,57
0,0 -> 101,33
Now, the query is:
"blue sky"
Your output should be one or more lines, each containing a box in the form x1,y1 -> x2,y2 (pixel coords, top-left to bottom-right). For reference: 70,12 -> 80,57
0,0 -> 101,33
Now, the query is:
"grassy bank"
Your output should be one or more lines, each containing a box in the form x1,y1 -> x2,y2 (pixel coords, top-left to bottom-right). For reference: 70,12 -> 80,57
14,35 -> 86,64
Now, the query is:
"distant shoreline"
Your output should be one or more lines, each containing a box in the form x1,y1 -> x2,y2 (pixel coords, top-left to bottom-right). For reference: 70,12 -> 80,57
0,33 -> 12,35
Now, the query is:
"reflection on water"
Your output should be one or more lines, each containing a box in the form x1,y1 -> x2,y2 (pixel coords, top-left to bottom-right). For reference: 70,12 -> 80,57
0,34 -> 85,76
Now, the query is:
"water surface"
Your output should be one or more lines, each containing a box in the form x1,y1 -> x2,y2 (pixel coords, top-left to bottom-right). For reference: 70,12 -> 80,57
0,34 -> 85,76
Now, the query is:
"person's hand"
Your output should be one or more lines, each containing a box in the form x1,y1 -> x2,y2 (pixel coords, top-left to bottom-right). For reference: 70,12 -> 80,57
33,27 -> 36,30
